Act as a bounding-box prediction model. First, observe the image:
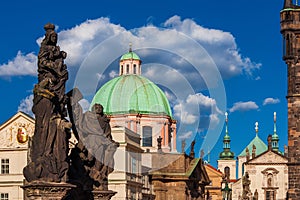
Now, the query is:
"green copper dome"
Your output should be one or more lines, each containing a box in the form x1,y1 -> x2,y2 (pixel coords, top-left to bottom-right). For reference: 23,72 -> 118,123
91,75 -> 172,116
272,133 -> 279,141
219,151 -> 234,160
238,135 -> 267,157
223,134 -> 230,140
120,51 -> 140,61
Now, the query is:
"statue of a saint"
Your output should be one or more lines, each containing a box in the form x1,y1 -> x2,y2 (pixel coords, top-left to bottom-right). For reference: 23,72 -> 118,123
242,172 -> 251,200
23,23 -> 71,183
67,88 -> 119,191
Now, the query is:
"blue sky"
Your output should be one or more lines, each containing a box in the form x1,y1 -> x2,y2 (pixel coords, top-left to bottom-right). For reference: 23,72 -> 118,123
0,0 -> 288,168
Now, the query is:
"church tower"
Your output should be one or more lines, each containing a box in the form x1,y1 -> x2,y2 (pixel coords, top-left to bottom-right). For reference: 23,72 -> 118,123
218,112 -> 236,180
280,1 -> 300,198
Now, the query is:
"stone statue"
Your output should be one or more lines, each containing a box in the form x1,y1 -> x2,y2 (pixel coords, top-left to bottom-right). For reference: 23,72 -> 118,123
157,136 -> 162,152
67,88 -> 119,192
242,172 -> 251,200
23,23 -> 71,183
190,140 -> 195,159
181,139 -> 186,154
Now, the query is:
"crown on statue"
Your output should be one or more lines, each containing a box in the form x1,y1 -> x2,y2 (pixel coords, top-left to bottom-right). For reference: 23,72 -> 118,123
44,23 -> 55,31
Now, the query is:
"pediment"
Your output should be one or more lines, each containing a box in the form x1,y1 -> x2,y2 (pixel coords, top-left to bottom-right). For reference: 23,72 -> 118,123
0,112 -> 34,149
247,151 -> 287,164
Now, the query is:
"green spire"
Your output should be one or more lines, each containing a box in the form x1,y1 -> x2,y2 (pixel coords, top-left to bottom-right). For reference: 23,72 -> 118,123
219,112 -> 234,160
272,112 -> 279,151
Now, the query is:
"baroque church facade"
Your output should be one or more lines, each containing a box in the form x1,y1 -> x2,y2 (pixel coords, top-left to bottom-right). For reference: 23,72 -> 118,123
217,112 -> 289,200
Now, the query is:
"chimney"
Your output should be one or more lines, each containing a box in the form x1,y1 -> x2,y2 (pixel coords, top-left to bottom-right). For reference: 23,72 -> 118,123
284,145 -> 288,157
252,144 -> 256,158
246,147 -> 250,161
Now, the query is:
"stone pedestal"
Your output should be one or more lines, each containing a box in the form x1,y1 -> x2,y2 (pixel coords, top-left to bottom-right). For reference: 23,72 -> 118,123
92,190 -> 117,200
22,181 -> 76,200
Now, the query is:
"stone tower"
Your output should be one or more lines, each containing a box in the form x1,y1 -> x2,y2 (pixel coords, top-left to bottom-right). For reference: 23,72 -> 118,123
280,0 -> 300,199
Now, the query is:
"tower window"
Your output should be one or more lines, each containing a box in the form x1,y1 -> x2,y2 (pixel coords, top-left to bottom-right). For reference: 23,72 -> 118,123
126,64 -> 129,74
120,65 -> 123,75
133,64 -> 137,74
1,159 -> 9,174
224,166 -> 230,179
142,126 -> 152,147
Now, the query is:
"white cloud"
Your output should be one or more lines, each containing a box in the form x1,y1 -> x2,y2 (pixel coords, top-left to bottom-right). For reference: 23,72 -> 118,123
173,93 -> 222,128
163,15 -> 261,78
57,18 -> 126,67
79,98 -> 91,113
186,93 -> 222,114
109,70 -> 118,78
18,94 -> 34,117
229,101 -> 259,112
4,16 -> 258,135
0,51 -> 37,76
178,131 -> 193,140
263,98 -> 280,106
2,16 -> 259,82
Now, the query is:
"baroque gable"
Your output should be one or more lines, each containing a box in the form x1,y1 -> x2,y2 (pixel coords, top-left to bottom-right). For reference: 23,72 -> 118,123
247,151 -> 287,164
0,112 -> 34,149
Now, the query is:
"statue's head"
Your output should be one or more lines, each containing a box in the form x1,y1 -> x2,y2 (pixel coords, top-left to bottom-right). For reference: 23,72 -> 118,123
42,23 -> 57,46
91,103 -> 104,115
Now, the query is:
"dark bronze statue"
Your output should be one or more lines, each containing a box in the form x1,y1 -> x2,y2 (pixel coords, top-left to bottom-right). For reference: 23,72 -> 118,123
67,88 -> 119,192
23,23 -> 71,183
23,24 -> 118,200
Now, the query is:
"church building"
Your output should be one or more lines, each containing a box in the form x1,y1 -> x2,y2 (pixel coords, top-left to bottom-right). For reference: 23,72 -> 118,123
90,47 -> 210,200
218,112 -> 289,200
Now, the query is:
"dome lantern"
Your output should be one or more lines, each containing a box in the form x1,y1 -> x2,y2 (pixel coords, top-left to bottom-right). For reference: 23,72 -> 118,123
119,44 -> 141,76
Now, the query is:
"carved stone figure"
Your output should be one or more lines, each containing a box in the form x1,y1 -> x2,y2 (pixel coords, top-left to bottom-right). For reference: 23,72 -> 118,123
242,172 -> 251,200
23,23 -> 71,183
67,88 -> 119,192
157,136 -> 162,152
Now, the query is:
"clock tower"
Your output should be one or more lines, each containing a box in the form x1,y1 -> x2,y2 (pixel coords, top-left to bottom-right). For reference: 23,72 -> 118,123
280,0 -> 300,199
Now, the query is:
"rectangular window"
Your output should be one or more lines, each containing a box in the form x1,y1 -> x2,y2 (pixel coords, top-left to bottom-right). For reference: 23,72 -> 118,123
0,193 -> 8,200
142,126 -> 152,147
131,156 -> 137,174
1,159 -> 9,174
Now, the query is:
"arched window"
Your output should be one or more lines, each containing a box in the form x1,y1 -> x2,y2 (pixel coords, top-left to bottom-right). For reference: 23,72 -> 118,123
142,126 -> 152,147
224,166 -> 230,179
120,65 -> 123,75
